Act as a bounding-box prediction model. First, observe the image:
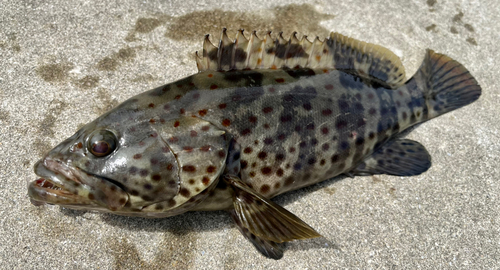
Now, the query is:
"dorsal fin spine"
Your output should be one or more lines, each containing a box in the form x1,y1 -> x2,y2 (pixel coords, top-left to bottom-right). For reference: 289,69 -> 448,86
196,30 -> 406,88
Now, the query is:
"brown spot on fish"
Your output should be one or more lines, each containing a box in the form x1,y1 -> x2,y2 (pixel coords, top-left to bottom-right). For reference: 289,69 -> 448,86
244,147 -> 253,154
336,119 -> 348,130
241,160 -> 248,169
325,84 -> 334,90
322,109 -> 332,116
202,176 -> 210,186
206,166 -> 216,173
264,138 -> 273,145
276,168 -> 284,177
210,84 -> 218,90
148,103 -> 155,108
303,103 -> 312,110
260,184 -> 270,194
139,169 -> 149,177
200,145 -> 211,152
168,199 -> 176,207
198,109 -> 207,116
275,78 -> 285,83
280,114 -> 292,122
322,143 -> 330,151
180,188 -> 191,197
152,174 -> 161,181
257,151 -> 267,160
249,115 -> 258,123
222,119 -> 231,127
240,128 -> 251,136
133,154 -> 142,159
218,103 -> 227,109
182,165 -> 196,172
261,167 -> 272,175
308,157 -> 317,165
262,107 -> 273,114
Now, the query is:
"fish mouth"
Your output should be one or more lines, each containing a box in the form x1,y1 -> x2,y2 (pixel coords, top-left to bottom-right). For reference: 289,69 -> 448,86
28,159 -> 95,207
28,158 -> 129,211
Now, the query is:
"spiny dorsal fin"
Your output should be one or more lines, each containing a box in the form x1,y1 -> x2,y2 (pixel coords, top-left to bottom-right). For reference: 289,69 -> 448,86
195,29 -> 406,88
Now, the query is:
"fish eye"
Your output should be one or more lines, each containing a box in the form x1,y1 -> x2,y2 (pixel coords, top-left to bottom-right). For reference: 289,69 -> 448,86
87,130 -> 117,157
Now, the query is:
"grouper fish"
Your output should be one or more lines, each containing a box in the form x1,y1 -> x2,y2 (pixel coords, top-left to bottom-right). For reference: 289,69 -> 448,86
28,30 -> 481,259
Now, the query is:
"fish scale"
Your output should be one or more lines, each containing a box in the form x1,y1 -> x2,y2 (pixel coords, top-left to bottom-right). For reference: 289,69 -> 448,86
28,30 -> 481,259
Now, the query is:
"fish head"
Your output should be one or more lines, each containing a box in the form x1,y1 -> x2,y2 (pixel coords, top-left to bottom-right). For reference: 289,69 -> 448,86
28,114 -> 184,215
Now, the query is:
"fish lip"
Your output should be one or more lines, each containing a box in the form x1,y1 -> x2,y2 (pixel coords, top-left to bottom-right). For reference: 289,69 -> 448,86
28,157 -> 90,206
29,157 -> 130,210
29,158 -> 94,207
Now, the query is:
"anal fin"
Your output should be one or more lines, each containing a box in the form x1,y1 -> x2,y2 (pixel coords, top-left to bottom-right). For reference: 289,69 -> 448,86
351,139 -> 431,176
224,175 -> 321,258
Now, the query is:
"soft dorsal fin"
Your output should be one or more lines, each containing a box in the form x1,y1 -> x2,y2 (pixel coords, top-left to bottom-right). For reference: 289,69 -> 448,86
195,29 -> 406,88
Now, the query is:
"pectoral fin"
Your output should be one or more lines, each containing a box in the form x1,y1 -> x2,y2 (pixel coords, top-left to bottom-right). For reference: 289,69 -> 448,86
224,175 -> 321,258
351,138 -> 431,176
229,209 -> 285,260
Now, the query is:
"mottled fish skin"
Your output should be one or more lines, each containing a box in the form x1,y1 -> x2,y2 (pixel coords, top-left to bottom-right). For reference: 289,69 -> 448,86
28,30 -> 481,259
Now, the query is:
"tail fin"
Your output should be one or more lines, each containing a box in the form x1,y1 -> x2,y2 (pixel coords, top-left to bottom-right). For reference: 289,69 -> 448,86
416,49 -> 481,118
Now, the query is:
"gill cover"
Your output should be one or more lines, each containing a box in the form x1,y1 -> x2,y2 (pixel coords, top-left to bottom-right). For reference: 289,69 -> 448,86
142,117 -> 230,216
